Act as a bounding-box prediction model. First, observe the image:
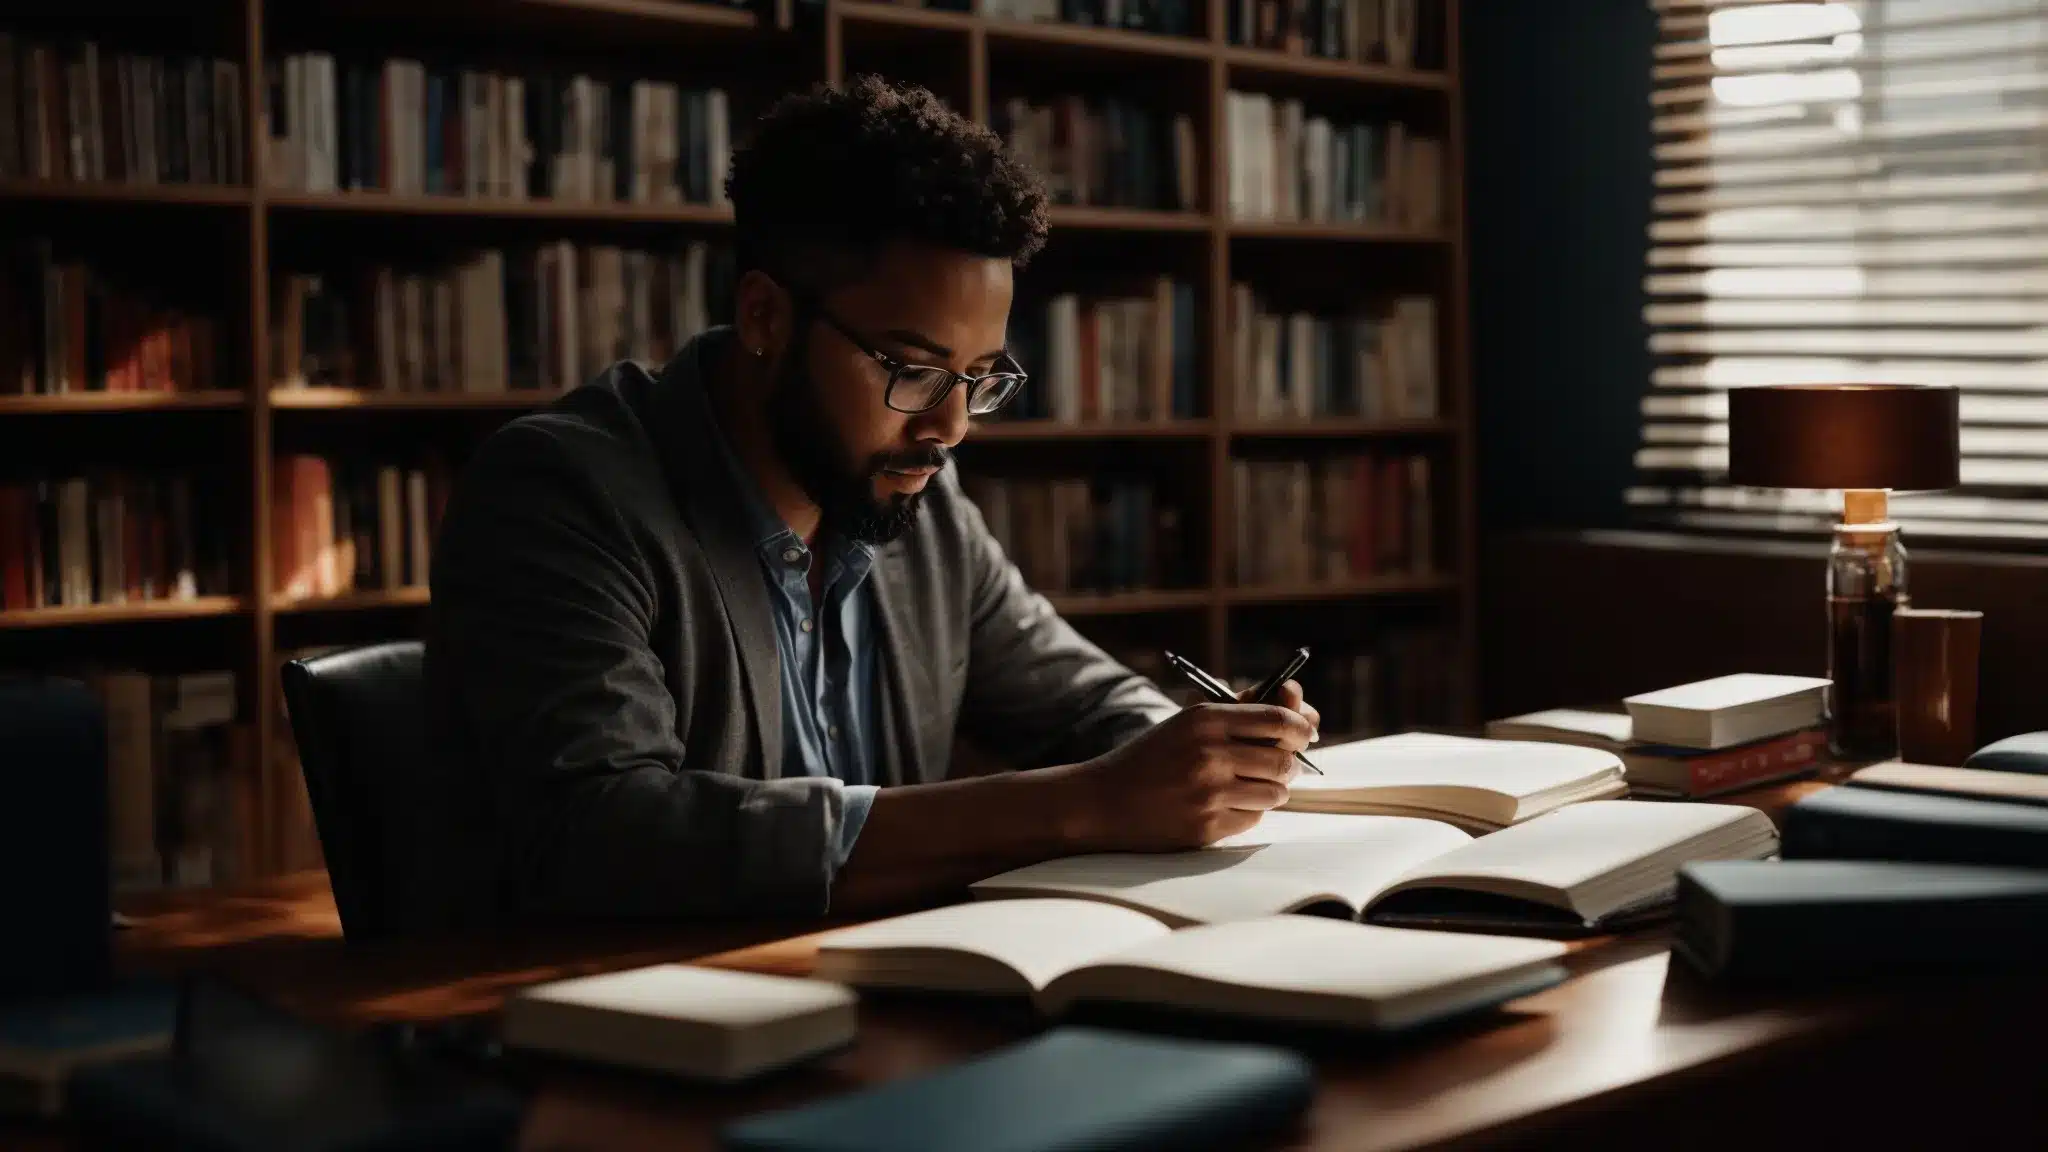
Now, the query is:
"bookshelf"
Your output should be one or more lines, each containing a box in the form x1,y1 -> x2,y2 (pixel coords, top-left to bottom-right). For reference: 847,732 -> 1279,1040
1,0 -> 1473,880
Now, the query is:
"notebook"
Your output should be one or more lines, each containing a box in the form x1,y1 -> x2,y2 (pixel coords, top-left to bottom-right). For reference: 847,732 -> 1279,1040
719,1027 -> 1316,1152
812,899 -> 1568,1034
1275,732 -> 1627,831
1844,761 -> 2048,808
973,801 -> 1775,935
1622,673 -> 1829,751
1675,859 -> 2048,984
1362,800 -> 1780,934
500,964 -> 857,1083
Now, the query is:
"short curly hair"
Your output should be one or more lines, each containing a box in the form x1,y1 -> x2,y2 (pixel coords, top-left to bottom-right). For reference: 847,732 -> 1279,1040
725,76 -> 1050,290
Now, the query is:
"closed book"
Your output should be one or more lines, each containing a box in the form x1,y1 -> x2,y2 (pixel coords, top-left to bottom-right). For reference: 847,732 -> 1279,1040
719,1026 -> 1314,1152
1844,761 -> 2048,808
500,964 -> 857,1082
1675,859 -> 2048,984
1782,785 -> 2048,868
1622,673 -> 1829,751
1965,731 -> 2048,775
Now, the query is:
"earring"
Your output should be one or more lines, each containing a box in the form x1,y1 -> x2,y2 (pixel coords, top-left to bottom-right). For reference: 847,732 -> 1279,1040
754,347 -> 766,359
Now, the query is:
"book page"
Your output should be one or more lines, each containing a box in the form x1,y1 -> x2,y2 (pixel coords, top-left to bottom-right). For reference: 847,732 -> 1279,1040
971,817 -> 1471,926
813,899 -> 1168,992
1287,733 -> 1623,803
1385,800 -> 1759,892
1041,916 -> 1566,1019
1624,673 -> 1829,713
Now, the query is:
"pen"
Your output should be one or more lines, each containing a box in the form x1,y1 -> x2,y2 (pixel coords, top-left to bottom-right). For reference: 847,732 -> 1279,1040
1246,646 -> 1312,707
1163,650 -> 1323,775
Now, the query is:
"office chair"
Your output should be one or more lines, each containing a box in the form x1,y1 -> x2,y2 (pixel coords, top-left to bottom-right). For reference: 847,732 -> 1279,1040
279,641 -> 425,943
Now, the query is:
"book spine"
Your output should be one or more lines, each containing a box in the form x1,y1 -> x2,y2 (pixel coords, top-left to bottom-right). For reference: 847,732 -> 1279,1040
1684,729 -> 1825,796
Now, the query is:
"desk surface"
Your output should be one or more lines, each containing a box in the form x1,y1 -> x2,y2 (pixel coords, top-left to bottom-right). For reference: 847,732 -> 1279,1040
27,769 -> 2042,1150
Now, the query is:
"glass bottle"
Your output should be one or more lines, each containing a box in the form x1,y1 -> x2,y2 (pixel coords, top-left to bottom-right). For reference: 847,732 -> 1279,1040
1825,522 -> 1909,760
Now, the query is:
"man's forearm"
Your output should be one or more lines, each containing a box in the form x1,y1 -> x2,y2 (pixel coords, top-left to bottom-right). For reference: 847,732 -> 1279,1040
829,765 -> 1099,914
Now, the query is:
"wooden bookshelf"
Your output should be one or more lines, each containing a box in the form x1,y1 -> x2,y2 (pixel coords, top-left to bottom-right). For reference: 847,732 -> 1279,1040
5,0 -> 1474,878
0,597 -> 250,630
0,391 -> 248,413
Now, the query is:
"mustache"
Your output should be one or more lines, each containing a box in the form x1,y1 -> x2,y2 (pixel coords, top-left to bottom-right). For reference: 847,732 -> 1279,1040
870,445 -> 952,474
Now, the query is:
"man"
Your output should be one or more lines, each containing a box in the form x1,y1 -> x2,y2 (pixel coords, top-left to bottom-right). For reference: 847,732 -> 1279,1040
420,77 -> 1319,930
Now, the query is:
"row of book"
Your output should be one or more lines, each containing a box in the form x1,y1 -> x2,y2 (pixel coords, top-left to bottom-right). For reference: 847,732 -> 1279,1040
0,473 -> 226,612
1231,452 -> 1432,587
959,474 -> 1191,595
1000,279 -> 1200,423
273,240 -> 733,394
994,97 -> 1199,213
974,0 -> 1201,37
1227,0 -> 1440,68
272,454 -> 451,601
1227,288 -> 1437,421
0,34 -> 248,186
1225,93 -> 1443,228
3,239 -> 225,395
1230,626 -> 1459,737
72,669 -> 251,893
266,52 -> 731,203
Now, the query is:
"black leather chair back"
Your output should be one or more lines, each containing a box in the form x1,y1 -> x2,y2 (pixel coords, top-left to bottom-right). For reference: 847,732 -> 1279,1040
279,641 -> 425,942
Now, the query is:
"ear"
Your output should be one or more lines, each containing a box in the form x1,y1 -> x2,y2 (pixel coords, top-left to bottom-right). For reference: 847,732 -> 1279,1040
732,269 -> 792,363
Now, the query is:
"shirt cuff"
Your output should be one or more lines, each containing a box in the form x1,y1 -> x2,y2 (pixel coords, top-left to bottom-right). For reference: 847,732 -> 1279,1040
835,784 -> 879,867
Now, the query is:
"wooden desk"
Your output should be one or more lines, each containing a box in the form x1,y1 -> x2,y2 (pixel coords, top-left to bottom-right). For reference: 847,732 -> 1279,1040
19,771 -> 2048,1150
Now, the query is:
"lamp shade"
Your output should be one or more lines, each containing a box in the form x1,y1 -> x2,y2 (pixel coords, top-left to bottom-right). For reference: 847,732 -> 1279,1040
1726,384 -> 1960,490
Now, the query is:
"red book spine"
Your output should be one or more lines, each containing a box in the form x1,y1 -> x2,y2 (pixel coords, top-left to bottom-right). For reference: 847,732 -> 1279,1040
1688,728 -> 1826,795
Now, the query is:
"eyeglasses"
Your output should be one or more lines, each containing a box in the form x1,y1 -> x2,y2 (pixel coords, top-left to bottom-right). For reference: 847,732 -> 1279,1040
800,296 -> 1029,416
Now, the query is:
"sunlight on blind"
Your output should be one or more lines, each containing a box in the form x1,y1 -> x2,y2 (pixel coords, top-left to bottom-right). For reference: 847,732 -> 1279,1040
1635,0 -> 2048,546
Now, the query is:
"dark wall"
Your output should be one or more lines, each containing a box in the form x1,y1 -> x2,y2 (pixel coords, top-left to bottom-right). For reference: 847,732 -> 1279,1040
1463,1 -> 1654,533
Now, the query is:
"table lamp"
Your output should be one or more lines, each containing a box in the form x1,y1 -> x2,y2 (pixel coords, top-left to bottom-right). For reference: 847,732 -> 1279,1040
1726,384 -> 1960,760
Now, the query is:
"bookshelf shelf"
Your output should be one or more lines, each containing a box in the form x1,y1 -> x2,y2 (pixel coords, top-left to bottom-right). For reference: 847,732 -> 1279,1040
1229,418 -> 1457,438
268,389 -> 564,410
0,597 -> 250,630
265,190 -> 734,225
1049,589 -> 1212,616
0,391 -> 248,414
1220,47 -> 1452,90
272,589 -> 432,614
8,0 -> 1471,880
1046,206 -> 1212,233
1226,222 -> 1450,243
971,419 -> 1214,441
984,18 -> 1211,60
1226,576 -> 1458,606
838,1 -> 977,32
513,0 -> 760,30
0,180 -> 254,207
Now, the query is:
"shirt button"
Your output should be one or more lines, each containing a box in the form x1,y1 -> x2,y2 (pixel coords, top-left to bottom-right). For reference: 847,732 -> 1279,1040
828,725 -> 841,740
782,547 -> 803,564
800,618 -> 814,633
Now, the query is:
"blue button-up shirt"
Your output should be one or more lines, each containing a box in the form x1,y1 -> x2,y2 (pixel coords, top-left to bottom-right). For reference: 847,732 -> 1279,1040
708,425 -> 880,867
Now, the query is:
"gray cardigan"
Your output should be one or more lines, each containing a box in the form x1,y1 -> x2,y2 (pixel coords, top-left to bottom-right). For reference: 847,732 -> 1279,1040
415,331 -> 1176,931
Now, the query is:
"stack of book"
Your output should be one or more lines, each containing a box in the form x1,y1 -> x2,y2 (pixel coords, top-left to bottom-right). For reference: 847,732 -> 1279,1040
1486,672 -> 1831,799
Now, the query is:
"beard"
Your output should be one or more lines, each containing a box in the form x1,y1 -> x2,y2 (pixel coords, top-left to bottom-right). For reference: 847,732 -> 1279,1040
765,331 -> 949,545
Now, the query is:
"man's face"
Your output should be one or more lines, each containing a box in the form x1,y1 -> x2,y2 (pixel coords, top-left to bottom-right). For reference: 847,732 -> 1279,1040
766,242 -> 1014,544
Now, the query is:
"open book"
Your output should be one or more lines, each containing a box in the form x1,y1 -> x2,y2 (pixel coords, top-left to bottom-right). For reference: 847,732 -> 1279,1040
813,899 -> 1569,1034
972,802 -> 1779,935
1277,732 -> 1627,831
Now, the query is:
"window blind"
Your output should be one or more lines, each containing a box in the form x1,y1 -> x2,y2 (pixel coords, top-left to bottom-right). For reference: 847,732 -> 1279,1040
1630,0 -> 2048,545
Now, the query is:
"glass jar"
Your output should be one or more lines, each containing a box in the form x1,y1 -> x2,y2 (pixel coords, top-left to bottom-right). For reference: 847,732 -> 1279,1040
1825,523 -> 1909,760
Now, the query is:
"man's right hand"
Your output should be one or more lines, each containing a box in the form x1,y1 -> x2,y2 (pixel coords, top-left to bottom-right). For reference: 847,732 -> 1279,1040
1058,702 -> 1316,853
